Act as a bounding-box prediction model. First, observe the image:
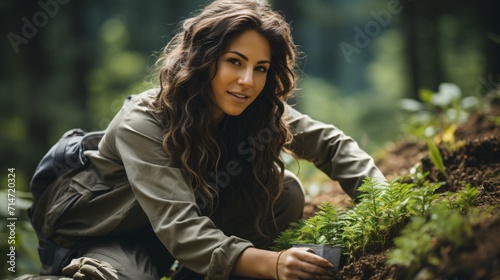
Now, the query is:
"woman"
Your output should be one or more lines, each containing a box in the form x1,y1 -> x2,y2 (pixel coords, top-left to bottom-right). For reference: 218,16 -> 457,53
22,0 -> 385,279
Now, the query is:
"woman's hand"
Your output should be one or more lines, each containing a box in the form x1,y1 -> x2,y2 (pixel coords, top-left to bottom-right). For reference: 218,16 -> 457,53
276,247 -> 334,280
62,257 -> 118,280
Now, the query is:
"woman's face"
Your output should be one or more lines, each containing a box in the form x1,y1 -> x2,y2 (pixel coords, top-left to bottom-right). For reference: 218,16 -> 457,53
211,29 -> 271,123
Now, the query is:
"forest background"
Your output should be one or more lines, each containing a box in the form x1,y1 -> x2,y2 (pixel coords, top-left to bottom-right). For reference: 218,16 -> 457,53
1,0 -> 500,277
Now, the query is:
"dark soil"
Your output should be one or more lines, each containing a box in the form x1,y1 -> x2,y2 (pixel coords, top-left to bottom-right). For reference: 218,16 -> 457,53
305,105 -> 500,279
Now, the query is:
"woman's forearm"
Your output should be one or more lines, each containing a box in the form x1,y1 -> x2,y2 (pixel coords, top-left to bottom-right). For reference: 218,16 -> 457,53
232,247 -> 278,279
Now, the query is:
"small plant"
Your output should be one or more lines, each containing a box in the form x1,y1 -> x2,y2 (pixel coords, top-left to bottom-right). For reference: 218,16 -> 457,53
427,139 -> 449,179
340,176 -> 441,260
443,183 -> 479,214
270,225 -> 300,251
456,183 -> 479,213
400,83 -> 478,141
407,178 -> 442,218
298,202 -> 341,245
341,178 -> 388,258
271,202 -> 341,251
273,174 -> 444,263
387,205 -> 488,279
387,181 -> 483,279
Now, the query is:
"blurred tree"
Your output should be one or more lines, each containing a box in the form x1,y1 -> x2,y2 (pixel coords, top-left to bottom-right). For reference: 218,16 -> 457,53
403,0 -> 500,97
403,0 -> 444,99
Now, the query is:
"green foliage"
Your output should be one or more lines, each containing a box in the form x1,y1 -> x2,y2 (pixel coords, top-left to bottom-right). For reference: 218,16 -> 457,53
407,179 -> 442,218
275,170 -> 484,275
387,182 -> 483,279
491,116 -> 500,126
298,202 -> 341,245
400,83 -> 479,141
270,226 -> 300,251
426,140 -> 448,178
444,183 -> 479,214
340,176 -> 441,260
271,202 -> 341,251
387,206 -> 488,279
387,206 -> 462,271
341,179 -> 388,258
273,173 -> 445,262
456,184 -> 479,213
297,75 -> 403,155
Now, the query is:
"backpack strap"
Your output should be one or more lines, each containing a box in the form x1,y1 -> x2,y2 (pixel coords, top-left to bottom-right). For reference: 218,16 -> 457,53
53,129 -> 87,177
79,131 -> 106,165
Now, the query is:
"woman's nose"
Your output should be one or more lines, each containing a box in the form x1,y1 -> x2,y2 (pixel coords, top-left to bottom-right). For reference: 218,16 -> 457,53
237,68 -> 253,87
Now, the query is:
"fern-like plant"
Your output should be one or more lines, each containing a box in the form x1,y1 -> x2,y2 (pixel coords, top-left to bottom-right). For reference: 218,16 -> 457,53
271,202 -> 341,251
387,205 -> 486,279
273,173 -> 445,264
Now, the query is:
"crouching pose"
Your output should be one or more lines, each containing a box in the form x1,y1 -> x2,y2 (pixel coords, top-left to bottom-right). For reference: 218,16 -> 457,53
19,0 -> 385,279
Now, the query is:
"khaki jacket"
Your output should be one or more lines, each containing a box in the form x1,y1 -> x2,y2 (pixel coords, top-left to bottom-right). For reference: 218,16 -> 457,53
33,89 -> 385,279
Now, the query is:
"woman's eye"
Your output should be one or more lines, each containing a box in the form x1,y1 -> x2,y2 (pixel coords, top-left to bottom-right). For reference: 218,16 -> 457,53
256,66 -> 268,73
227,58 -> 240,65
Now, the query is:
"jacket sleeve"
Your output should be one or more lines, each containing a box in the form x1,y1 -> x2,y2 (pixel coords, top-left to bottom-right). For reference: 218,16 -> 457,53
104,94 -> 252,279
285,104 -> 386,198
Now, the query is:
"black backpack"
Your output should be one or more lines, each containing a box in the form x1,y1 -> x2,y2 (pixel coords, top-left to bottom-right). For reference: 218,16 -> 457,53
29,129 -> 104,213
29,94 -> 136,211
27,128 -> 104,274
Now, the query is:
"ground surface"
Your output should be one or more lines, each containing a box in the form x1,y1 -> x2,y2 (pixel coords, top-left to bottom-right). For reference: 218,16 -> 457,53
304,104 -> 500,279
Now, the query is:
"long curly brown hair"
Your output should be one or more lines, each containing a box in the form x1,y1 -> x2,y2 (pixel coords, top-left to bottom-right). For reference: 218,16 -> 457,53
152,0 -> 299,236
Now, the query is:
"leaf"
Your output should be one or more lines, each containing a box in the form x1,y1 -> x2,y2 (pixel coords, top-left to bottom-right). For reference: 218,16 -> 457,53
419,89 -> 434,104
427,140 -> 448,178
441,124 -> 457,144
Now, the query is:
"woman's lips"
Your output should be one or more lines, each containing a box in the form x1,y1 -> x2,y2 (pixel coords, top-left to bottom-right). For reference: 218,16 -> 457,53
228,91 -> 249,103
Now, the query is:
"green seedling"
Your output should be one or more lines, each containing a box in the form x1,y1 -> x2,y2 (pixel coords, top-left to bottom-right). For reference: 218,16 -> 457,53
443,183 -> 479,214
273,174 -> 444,264
271,202 -> 341,251
400,83 -> 479,141
427,139 -> 449,178
387,205 -> 487,279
